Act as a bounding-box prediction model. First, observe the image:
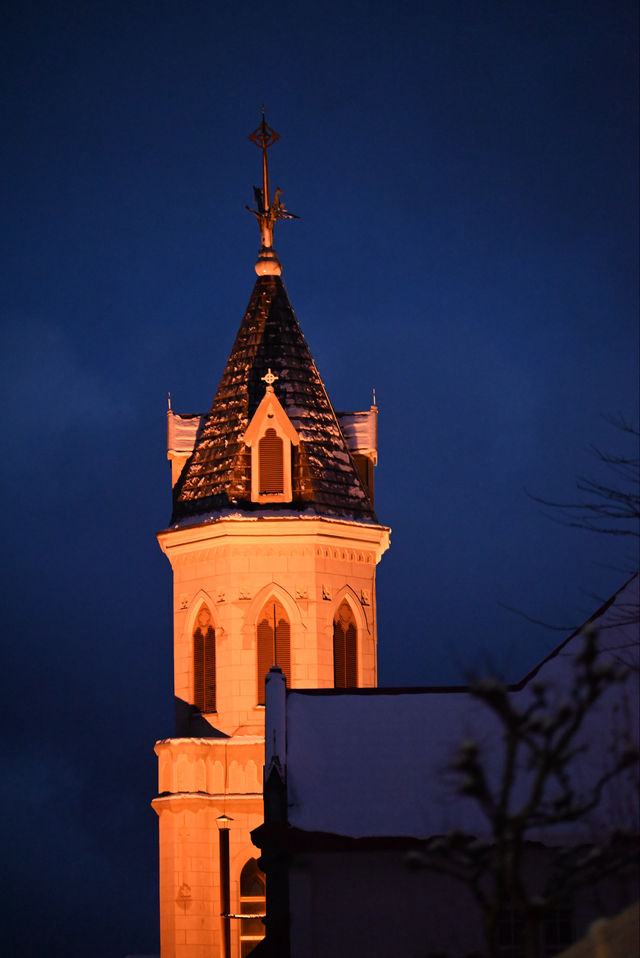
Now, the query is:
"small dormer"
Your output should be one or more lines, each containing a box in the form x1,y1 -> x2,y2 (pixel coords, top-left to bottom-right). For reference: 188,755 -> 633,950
167,407 -> 204,488
243,370 -> 300,503
337,405 -> 378,504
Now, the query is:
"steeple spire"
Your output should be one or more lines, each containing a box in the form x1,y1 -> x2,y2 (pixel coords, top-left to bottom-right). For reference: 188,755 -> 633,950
247,109 -> 297,276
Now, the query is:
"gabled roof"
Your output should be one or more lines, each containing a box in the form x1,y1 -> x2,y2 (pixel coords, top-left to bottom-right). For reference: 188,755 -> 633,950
267,574 -> 638,842
243,387 -> 300,446
171,275 -> 377,524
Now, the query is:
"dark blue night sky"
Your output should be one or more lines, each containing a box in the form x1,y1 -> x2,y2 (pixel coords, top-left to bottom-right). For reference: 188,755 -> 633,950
2,2 -> 637,955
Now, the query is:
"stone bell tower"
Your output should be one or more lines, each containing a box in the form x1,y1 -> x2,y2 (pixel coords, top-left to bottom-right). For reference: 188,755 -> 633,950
152,114 -> 390,958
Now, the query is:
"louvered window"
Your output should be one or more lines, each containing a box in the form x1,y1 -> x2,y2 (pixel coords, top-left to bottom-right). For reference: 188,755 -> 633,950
333,601 -> 358,688
239,858 -> 266,957
258,428 -> 284,494
193,605 -> 216,712
256,599 -> 291,704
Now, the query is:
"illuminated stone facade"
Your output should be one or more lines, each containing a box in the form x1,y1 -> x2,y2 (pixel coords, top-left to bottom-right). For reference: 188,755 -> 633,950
152,268 -> 389,957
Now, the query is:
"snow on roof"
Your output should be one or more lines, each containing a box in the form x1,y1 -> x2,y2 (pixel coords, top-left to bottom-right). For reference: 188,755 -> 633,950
167,411 -> 204,455
282,575 -> 639,844
336,408 -> 377,459
161,510 -> 389,535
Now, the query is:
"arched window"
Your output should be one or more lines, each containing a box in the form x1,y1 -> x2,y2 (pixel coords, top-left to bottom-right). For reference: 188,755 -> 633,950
239,858 -> 266,957
257,598 -> 291,704
193,605 -> 216,712
333,600 -> 358,688
258,428 -> 284,494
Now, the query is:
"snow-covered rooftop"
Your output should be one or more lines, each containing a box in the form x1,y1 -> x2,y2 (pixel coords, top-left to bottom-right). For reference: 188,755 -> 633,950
280,575 -> 639,844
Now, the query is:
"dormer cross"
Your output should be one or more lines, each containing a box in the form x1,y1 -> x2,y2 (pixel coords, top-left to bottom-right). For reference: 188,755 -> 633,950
261,368 -> 279,392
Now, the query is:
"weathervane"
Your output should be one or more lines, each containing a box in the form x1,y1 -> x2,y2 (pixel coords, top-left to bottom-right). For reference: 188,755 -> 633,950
247,109 -> 298,276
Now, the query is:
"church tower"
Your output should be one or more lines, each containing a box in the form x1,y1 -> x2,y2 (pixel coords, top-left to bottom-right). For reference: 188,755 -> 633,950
152,115 -> 390,958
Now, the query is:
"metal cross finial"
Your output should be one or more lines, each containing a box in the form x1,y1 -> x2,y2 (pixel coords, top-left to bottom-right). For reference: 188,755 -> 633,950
246,110 -> 298,269
248,110 -> 281,153
261,368 -> 279,390
248,111 -> 280,222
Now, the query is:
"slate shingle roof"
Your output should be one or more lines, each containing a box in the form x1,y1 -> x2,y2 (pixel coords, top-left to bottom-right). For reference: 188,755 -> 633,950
171,275 -> 377,524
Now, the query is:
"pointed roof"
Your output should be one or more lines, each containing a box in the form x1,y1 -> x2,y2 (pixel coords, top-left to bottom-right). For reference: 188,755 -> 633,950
171,275 -> 377,525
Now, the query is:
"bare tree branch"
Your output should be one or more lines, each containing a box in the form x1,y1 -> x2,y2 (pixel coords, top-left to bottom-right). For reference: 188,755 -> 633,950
526,418 -> 640,539
409,628 -> 639,958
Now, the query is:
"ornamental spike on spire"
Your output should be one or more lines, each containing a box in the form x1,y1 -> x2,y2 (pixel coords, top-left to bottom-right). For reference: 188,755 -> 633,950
246,108 -> 298,276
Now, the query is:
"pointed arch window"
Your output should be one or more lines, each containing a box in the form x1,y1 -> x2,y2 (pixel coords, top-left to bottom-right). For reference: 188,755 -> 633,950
239,858 -> 266,957
193,605 -> 216,712
256,598 -> 291,704
333,600 -> 358,688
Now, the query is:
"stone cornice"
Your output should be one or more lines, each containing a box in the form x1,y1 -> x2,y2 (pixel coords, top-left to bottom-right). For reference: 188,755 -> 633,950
152,792 -> 262,815
157,514 -> 391,560
154,735 -> 265,751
